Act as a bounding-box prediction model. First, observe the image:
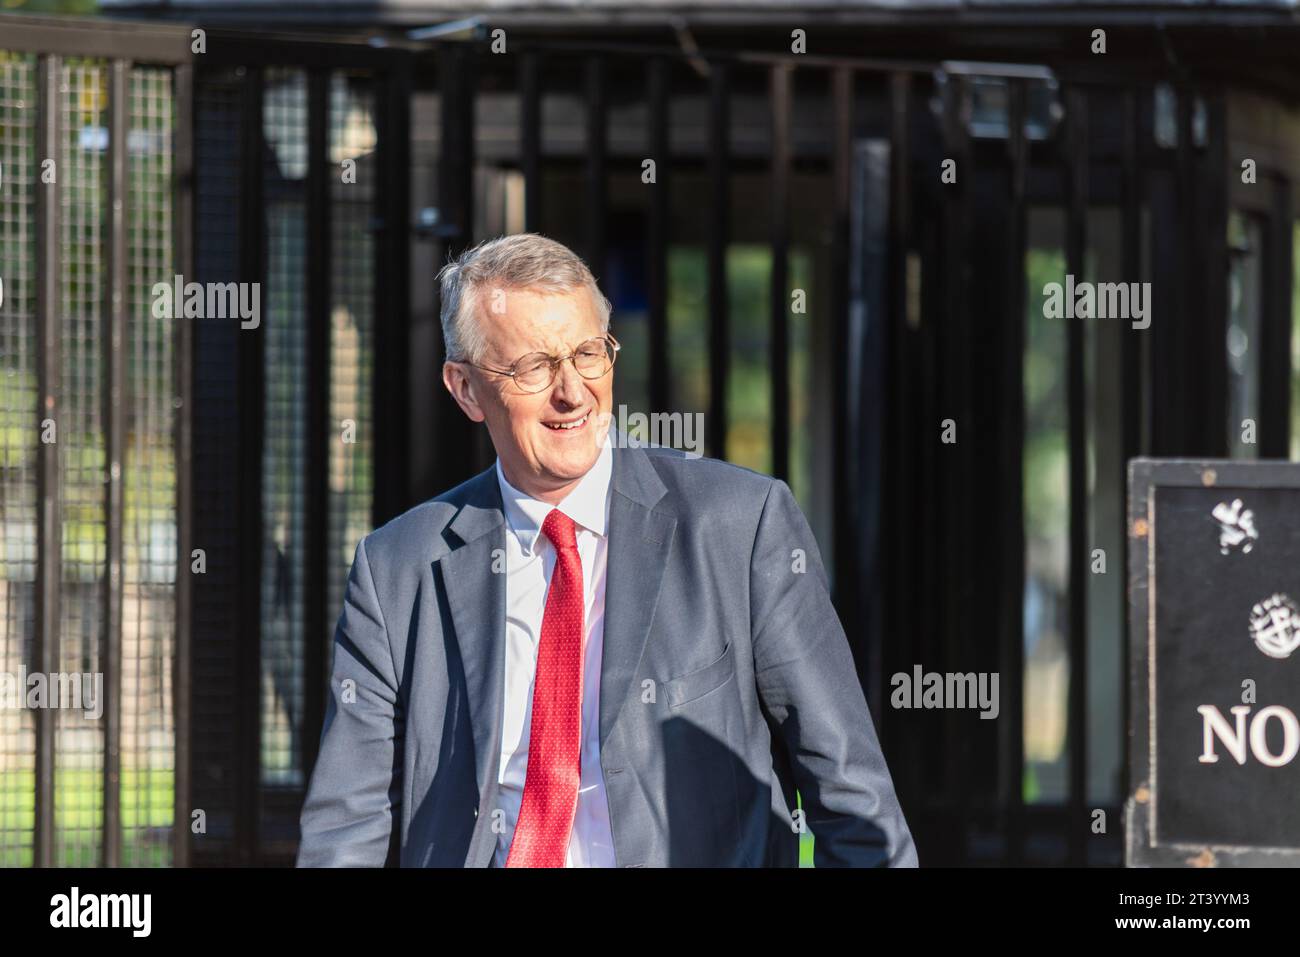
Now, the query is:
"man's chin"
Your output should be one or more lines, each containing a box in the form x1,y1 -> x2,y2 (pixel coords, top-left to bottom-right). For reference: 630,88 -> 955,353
537,449 -> 599,484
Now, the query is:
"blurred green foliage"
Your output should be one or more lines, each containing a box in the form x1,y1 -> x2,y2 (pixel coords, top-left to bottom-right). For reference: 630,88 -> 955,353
2,0 -> 100,14
1023,246 -> 1069,541
0,768 -> 172,867
665,243 -> 813,499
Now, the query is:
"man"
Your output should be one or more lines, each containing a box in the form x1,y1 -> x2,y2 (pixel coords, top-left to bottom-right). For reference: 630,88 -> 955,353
296,233 -> 917,868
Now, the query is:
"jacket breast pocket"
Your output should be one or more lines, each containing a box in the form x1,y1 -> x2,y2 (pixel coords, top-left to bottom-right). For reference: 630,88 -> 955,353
663,642 -> 736,709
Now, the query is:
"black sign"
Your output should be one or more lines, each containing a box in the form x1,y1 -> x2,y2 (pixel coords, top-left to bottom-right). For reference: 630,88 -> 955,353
1128,459 -> 1300,866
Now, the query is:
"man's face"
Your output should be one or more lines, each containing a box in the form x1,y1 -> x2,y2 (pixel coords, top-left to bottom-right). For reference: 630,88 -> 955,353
442,285 -> 614,504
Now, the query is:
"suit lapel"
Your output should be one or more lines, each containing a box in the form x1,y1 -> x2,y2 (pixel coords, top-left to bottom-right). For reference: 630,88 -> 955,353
436,469 -> 508,818
599,438 -> 677,749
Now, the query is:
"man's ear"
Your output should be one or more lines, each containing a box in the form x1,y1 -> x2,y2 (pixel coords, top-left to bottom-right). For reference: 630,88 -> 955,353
442,361 -> 487,423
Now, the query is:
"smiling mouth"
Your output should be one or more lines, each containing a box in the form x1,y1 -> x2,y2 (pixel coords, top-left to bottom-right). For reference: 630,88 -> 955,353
543,411 -> 590,432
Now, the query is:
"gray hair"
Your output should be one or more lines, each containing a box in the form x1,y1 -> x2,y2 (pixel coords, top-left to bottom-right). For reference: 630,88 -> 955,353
436,233 -> 612,364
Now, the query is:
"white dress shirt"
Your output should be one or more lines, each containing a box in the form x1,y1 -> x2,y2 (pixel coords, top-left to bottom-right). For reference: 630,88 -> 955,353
491,437 -> 617,867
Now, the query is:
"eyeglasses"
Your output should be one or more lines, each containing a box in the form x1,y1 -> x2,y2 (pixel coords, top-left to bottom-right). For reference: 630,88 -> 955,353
468,334 -> 620,394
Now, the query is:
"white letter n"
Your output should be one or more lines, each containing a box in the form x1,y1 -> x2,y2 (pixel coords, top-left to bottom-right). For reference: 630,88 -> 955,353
1197,704 -> 1250,764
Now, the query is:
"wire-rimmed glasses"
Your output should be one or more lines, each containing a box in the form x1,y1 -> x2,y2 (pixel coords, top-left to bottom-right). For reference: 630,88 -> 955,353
468,334 -> 620,394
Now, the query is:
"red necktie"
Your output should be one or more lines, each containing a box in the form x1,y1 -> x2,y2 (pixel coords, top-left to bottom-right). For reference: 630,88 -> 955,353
505,509 -> 585,867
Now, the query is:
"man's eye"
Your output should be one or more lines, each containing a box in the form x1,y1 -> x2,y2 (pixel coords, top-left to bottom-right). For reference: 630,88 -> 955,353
517,355 -> 551,375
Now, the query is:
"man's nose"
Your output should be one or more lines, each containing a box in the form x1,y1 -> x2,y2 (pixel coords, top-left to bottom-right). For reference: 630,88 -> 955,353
551,358 -> 586,405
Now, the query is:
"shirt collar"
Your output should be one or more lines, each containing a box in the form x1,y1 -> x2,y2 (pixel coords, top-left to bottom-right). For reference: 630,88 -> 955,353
495,436 -> 613,556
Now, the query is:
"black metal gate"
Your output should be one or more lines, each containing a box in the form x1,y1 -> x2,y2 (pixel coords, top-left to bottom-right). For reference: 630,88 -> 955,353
185,31 -> 412,866
0,16 -> 193,867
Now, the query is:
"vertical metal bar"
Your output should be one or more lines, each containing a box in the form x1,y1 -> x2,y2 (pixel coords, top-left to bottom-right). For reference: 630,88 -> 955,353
520,52 -> 541,234
1264,176 -> 1294,455
769,63 -> 792,482
1172,87 -> 1195,453
706,60 -> 729,460
1202,93 -> 1230,456
853,134 -> 894,770
1064,84 -> 1089,867
1001,77 -> 1028,867
938,71 -> 972,853
33,53 -> 62,871
303,69 -> 329,790
236,65 -> 266,866
375,53 -> 413,525
828,68 -> 859,670
884,70 -> 911,782
436,46 -> 475,261
1191,91 -> 1226,455
435,46 -> 479,489
584,57 -> 607,280
1149,123 -> 1181,457
172,60 -> 195,870
1117,87 -> 1141,820
918,80 -> 945,852
1120,89 -> 1142,461
646,57 -> 670,415
103,57 -> 129,869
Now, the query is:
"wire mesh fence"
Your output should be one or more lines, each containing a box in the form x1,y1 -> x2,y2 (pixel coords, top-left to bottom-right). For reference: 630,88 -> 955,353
0,34 -> 186,867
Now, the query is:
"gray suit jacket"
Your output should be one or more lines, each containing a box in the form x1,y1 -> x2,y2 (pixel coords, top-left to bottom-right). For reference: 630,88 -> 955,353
296,434 -> 917,867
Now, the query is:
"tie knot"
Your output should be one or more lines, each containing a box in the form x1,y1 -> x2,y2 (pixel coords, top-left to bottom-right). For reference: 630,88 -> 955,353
541,509 -> 579,553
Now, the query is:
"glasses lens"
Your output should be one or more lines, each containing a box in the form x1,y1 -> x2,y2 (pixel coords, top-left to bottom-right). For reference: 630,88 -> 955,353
513,354 -> 553,392
573,338 -> 612,378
